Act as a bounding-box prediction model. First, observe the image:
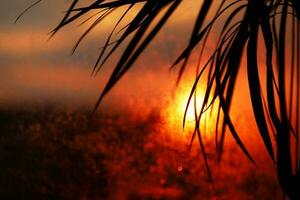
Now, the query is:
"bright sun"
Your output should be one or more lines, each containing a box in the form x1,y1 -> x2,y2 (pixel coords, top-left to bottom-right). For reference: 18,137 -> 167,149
176,90 -> 204,122
162,81 -> 218,142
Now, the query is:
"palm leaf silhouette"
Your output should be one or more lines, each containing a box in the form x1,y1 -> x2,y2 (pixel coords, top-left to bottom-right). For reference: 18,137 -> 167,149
17,0 -> 300,199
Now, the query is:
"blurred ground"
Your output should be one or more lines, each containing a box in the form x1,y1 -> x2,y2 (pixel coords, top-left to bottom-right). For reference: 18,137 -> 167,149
0,104 -> 281,200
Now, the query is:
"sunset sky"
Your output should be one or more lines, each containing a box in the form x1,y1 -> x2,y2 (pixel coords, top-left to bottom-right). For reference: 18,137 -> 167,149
1,0 -> 253,112
1,0 -> 271,147
0,0 -> 278,159
0,1 -> 197,105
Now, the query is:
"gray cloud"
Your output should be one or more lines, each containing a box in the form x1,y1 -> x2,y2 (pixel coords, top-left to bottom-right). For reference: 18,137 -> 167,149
0,0 -> 211,105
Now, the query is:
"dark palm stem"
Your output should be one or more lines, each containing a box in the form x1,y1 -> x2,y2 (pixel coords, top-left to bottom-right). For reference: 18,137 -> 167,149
276,1 -> 300,199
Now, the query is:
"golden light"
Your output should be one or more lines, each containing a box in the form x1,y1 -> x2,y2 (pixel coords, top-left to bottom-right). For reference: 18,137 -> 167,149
160,80 -> 218,144
175,89 -> 204,123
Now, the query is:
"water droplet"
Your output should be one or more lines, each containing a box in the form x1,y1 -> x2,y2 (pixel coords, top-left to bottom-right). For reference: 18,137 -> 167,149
177,166 -> 183,172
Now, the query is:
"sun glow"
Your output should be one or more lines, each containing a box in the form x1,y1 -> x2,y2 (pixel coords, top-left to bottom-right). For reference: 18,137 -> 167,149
162,81 -> 218,142
177,91 -> 203,123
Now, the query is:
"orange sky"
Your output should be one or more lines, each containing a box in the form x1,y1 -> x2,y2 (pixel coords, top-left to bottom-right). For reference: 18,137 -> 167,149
0,1 -> 290,143
0,1 -> 211,105
0,0 -> 266,139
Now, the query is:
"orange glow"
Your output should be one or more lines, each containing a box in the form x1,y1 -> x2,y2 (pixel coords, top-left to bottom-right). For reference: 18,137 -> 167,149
162,80 -> 218,143
175,88 -> 204,123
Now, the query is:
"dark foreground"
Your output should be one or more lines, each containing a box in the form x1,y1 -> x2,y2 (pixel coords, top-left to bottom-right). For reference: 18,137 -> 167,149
0,105 -> 281,199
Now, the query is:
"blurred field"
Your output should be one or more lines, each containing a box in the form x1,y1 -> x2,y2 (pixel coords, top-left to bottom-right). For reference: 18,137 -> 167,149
0,104 -> 282,200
